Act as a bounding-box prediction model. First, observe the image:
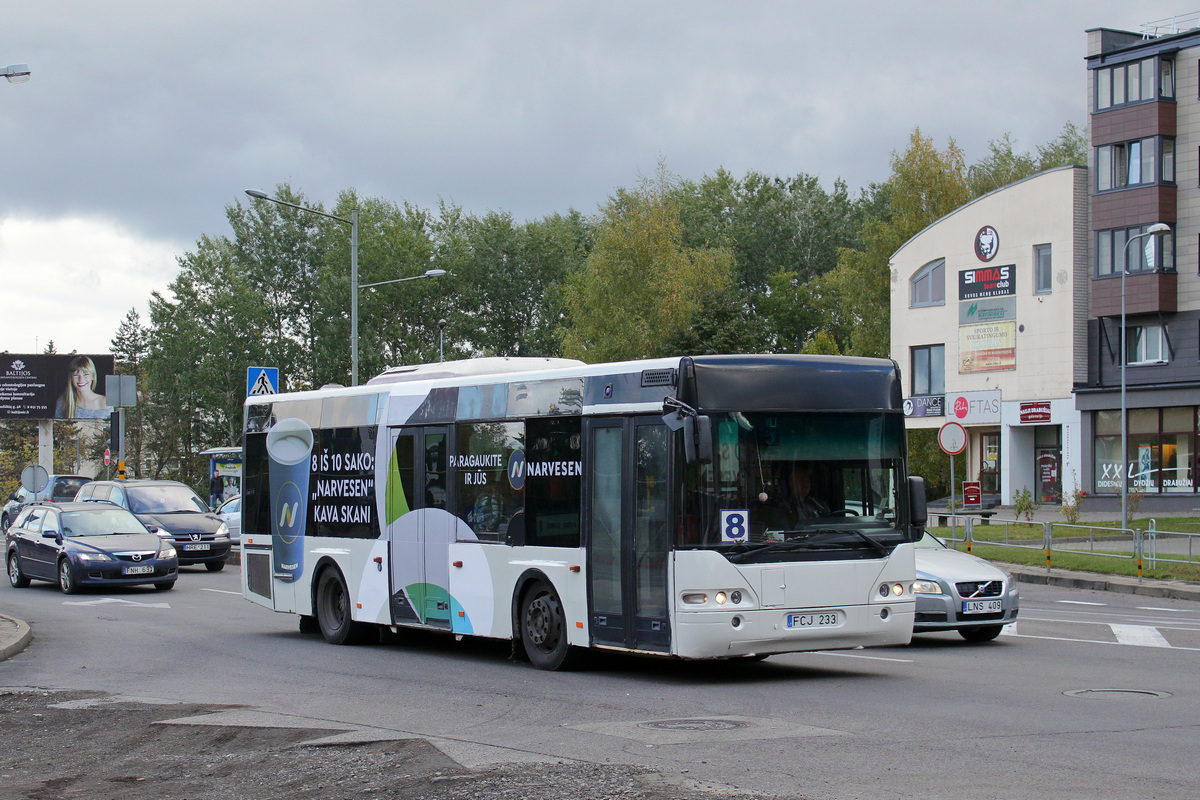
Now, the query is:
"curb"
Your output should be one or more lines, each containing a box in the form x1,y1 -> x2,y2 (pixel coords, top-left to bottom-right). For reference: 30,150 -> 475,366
0,614 -> 32,662
1005,564 -> 1200,602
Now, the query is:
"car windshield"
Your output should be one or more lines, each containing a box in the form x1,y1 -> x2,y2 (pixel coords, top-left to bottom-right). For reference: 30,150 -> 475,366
126,485 -> 209,514
679,411 -> 911,562
915,531 -> 948,550
61,509 -> 147,537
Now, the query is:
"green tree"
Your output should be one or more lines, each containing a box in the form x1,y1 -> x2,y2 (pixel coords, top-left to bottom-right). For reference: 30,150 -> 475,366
815,129 -> 971,357
561,167 -> 734,362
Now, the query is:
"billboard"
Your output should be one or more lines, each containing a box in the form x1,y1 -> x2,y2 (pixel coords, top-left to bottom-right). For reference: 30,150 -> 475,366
0,353 -> 116,420
959,322 -> 1016,373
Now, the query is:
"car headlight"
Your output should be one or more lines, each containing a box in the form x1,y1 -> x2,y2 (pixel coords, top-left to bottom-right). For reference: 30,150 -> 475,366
76,552 -> 112,562
911,580 -> 943,595
160,545 -> 177,558
215,522 -> 229,539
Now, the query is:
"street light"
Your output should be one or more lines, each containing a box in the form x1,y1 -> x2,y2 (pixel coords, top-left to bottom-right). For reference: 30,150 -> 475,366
1119,222 -> 1171,534
3,64 -> 30,84
244,190 -> 447,385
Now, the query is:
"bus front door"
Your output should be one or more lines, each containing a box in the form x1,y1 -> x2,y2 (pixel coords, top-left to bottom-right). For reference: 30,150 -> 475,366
587,417 -> 671,653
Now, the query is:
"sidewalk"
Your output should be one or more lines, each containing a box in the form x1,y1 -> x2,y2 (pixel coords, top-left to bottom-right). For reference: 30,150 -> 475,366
0,613 -> 32,662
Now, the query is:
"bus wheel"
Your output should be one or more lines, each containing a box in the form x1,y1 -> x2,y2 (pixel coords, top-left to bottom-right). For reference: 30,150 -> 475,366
316,568 -> 368,645
520,579 -> 575,670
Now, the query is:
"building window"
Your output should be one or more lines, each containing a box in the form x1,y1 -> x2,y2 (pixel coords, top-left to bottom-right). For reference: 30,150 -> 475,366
1095,225 -> 1175,276
911,344 -> 945,396
1094,407 -> 1197,495
1034,244 -> 1052,294
1096,137 -> 1173,190
1126,324 -> 1167,365
910,259 -> 945,307
1162,58 -> 1175,98
1095,57 -> 1158,110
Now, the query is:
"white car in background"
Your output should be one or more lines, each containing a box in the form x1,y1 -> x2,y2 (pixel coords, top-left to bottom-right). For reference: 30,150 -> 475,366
912,531 -> 1020,642
215,495 -> 241,543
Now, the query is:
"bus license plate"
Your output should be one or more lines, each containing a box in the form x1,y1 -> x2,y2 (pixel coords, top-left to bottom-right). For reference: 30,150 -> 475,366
787,611 -> 840,628
184,543 -> 211,551
962,600 -> 1002,614
123,565 -> 154,575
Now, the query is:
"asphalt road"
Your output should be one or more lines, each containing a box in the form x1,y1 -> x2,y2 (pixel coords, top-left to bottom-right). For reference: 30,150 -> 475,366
3,565 -> 1200,799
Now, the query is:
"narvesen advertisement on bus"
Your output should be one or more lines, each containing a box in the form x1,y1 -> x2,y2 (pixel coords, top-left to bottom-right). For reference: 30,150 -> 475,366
0,353 -> 116,420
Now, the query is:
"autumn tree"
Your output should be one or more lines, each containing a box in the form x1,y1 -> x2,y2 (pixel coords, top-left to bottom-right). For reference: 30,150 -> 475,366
561,167 -> 734,363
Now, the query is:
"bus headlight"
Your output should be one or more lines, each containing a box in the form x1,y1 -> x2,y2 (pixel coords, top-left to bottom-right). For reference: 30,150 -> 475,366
682,593 -> 708,605
715,591 -> 728,604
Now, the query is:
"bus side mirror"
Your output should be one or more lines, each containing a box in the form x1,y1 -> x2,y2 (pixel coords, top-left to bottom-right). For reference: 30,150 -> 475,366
683,415 -> 713,465
908,476 -> 927,528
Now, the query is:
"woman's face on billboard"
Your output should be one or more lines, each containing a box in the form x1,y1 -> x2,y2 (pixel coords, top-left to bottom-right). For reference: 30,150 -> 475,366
71,366 -> 94,392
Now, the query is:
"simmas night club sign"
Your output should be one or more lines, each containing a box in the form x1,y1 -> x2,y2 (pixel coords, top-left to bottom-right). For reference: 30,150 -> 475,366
0,353 -> 117,420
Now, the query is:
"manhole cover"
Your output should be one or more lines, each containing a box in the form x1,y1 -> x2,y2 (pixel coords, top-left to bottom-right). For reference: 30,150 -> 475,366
1063,689 -> 1172,699
639,719 -> 753,732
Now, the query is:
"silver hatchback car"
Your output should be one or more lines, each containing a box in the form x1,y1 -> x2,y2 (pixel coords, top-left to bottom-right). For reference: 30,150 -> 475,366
912,531 -> 1019,641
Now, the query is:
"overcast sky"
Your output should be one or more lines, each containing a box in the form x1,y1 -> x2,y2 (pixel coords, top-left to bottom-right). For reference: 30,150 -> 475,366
0,1 -> 1177,355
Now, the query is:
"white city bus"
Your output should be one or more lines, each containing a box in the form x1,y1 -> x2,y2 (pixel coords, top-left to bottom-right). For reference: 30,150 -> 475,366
240,354 -> 925,669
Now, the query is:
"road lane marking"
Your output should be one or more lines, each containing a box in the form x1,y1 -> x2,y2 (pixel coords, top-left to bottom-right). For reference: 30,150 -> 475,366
1056,600 -> 1107,606
62,598 -> 170,608
1137,606 -> 1184,612
1110,624 -> 1171,648
815,651 -> 913,663
200,588 -> 242,595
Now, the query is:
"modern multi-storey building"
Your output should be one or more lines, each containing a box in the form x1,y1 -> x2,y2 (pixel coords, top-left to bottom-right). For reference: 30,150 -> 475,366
890,167 -> 1089,508
1081,20 -> 1199,511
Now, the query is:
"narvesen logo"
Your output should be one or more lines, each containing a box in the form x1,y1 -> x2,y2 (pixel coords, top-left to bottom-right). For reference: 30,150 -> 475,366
507,450 -> 526,491
278,500 -> 299,530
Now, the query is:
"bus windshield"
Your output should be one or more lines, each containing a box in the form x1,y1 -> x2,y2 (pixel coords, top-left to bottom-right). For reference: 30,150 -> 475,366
679,411 -> 910,559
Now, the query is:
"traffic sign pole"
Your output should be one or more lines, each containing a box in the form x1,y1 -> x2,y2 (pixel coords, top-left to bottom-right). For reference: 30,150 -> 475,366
938,422 -> 968,517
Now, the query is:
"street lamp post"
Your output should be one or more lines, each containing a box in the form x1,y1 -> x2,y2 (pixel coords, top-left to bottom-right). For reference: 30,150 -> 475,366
1119,222 -> 1171,533
245,189 -> 446,385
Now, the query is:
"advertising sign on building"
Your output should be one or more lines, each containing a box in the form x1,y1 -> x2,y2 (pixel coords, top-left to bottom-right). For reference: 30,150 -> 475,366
959,297 -> 1016,325
958,264 -> 1015,300
1020,401 -> 1052,424
903,395 -> 945,418
959,322 -> 1016,373
945,389 -> 1002,424
0,353 -> 117,420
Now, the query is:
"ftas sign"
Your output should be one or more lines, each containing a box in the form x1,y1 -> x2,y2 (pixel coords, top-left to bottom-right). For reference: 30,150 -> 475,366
945,389 -> 1001,424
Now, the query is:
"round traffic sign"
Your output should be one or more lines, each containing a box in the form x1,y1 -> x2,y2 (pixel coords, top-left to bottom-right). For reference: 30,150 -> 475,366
104,448 -> 111,466
938,422 -> 967,455
20,464 -> 49,493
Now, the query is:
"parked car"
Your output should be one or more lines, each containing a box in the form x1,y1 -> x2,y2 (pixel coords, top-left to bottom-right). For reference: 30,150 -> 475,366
2,474 -> 92,530
76,480 -> 231,571
912,531 -> 1020,641
6,501 -> 178,593
214,495 -> 241,543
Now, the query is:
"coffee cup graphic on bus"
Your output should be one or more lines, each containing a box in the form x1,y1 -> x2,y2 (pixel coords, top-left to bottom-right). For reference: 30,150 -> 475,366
267,417 -> 313,583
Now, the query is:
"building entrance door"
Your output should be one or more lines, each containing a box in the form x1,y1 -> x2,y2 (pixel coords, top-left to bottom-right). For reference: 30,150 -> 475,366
1035,425 -> 1062,504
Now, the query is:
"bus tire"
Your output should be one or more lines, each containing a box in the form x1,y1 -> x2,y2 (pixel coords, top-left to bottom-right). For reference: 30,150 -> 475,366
315,568 -> 369,645
520,579 -> 576,671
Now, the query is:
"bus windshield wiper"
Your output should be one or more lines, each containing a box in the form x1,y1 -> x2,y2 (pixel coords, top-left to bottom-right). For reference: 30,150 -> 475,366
727,529 -> 888,562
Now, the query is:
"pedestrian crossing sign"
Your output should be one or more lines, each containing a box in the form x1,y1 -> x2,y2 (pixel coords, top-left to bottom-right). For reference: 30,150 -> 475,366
247,366 -> 279,397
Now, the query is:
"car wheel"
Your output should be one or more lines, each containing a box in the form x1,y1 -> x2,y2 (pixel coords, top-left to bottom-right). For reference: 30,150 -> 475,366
520,579 -> 577,671
315,568 -> 370,645
58,559 -> 79,595
1,514 -> 9,532
960,625 -> 1003,642
154,580 -> 176,591
205,560 -> 225,572
8,552 -> 30,588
